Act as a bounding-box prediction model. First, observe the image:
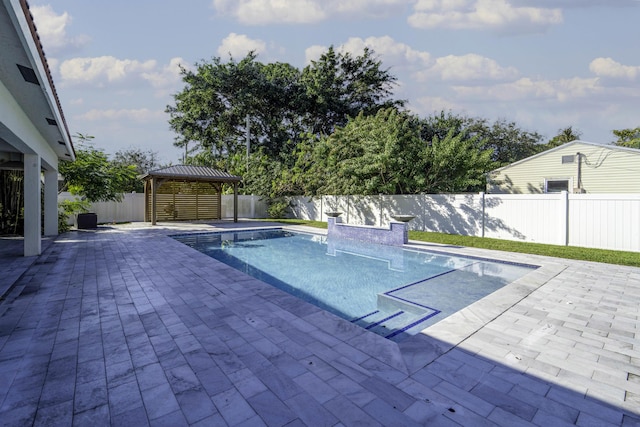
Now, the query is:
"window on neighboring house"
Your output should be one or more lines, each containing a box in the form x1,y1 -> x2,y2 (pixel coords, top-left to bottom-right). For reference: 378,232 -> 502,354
545,179 -> 569,193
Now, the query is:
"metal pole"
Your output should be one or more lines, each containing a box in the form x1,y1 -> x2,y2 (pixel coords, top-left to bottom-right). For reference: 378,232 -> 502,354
246,115 -> 250,172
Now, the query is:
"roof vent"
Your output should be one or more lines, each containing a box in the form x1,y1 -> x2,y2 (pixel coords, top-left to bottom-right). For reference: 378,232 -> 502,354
561,155 -> 575,164
17,64 -> 40,85
58,140 -> 65,145
46,118 -> 57,126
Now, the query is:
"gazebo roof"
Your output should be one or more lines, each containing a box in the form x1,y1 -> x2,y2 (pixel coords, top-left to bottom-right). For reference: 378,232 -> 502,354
140,165 -> 242,183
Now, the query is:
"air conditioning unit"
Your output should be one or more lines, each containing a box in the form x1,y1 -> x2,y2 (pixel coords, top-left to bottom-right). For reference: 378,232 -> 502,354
573,187 -> 586,194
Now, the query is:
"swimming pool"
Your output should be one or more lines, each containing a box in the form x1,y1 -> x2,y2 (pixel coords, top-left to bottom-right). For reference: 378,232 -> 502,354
172,229 -> 536,341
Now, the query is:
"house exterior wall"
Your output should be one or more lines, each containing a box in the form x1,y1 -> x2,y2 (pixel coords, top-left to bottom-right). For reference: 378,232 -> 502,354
487,142 -> 640,194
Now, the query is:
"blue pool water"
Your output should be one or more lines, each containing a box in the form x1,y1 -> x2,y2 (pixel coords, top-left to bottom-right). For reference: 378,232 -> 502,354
172,229 -> 536,341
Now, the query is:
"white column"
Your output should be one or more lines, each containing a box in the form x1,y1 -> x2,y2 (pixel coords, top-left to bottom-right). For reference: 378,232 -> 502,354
43,167 -> 58,236
23,154 -> 41,256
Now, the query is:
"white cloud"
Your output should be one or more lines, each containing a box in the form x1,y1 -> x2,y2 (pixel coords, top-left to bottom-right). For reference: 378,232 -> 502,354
513,0 -> 639,8
417,54 -> 518,81
212,0 -> 406,25
75,108 -> 165,123
217,33 -> 267,59
452,76 -> 600,102
213,0 -> 326,24
305,36 -> 432,75
30,5 -> 89,53
589,57 -> 639,80
304,45 -> 330,64
339,36 -> 432,70
408,0 -> 563,33
142,57 -> 189,96
410,96 -> 461,114
58,56 -> 157,86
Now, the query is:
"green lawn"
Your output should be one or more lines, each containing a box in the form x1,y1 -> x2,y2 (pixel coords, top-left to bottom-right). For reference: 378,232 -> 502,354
267,219 -> 640,268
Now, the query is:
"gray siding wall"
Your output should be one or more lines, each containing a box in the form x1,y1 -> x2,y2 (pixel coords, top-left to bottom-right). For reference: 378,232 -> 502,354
487,142 -> 640,194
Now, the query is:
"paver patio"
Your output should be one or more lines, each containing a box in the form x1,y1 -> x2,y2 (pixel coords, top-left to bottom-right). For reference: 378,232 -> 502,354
0,221 -> 638,426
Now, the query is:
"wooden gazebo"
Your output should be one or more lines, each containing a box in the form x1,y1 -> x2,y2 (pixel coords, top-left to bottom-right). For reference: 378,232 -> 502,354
140,165 -> 242,225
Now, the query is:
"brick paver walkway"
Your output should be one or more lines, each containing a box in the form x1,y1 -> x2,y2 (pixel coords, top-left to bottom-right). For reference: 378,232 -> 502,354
0,222 -> 638,426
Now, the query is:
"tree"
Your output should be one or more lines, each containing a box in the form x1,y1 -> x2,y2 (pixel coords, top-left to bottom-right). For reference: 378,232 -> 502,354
0,170 -> 24,235
112,147 -> 159,193
166,48 -> 405,168
167,53 -> 304,166
281,108 -> 493,197
539,126 -> 582,152
422,129 -> 494,193
58,134 -> 137,219
476,118 -> 543,166
305,109 -> 421,195
300,46 -> 404,136
420,111 -> 543,166
612,127 -> 640,148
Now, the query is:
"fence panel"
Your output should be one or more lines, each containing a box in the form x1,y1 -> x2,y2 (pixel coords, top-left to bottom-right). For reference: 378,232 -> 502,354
421,194 -> 484,236
59,192 -> 145,224
220,195 -> 268,219
569,194 -> 640,252
345,195 -> 379,226
484,193 -> 565,244
289,196 -> 321,221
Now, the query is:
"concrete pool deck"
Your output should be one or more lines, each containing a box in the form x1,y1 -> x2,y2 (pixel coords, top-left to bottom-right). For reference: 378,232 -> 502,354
0,221 -> 638,426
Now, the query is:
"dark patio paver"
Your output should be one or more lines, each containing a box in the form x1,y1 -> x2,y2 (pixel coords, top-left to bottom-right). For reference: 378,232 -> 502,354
0,222 -> 638,426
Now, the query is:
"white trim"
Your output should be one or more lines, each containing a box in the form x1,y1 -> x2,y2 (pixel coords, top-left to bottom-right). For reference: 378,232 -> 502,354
544,177 -> 573,193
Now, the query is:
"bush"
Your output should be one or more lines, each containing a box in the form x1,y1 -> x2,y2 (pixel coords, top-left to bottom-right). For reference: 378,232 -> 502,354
57,198 -> 91,232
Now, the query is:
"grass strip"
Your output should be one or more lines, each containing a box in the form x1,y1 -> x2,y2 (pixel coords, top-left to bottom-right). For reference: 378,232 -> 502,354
267,219 -> 639,268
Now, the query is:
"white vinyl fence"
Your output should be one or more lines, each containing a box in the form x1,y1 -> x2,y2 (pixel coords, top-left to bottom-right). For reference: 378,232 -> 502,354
288,193 -> 640,252
58,193 -> 268,225
58,192 -> 640,252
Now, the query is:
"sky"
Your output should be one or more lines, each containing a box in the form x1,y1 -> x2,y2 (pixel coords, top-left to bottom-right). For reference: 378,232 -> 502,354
30,0 -> 640,165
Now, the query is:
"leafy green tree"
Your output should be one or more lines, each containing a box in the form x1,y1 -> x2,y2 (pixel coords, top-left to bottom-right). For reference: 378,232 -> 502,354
537,126 -> 582,152
420,111 -> 542,166
300,46 -> 404,136
305,109 -> 421,195
476,118 -> 543,166
284,108 -> 493,197
166,48 -> 404,167
167,53 -> 303,163
112,147 -> 159,193
422,129 -> 494,193
59,134 -> 137,204
0,170 -> 24,235
612,127 -> 640,148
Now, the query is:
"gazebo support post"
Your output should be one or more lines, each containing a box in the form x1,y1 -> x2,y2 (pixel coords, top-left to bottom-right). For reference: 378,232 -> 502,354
151,177 -> 157,225
233,182 -> 238,223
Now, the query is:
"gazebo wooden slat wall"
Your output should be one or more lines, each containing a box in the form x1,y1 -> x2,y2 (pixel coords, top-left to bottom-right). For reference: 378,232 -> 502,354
144,180 -> 222,222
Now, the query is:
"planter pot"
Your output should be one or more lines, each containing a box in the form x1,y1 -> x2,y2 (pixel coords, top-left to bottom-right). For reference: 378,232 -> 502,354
391,214 -> 415,223
77,213 -> 97,229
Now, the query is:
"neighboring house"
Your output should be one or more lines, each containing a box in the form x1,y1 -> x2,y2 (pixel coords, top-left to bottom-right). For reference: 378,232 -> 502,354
487,140 -> 640,194
0,0 -> 75,256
